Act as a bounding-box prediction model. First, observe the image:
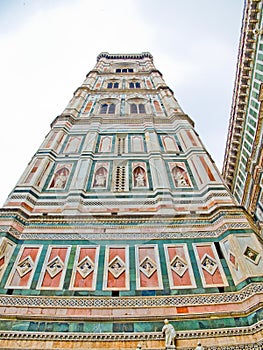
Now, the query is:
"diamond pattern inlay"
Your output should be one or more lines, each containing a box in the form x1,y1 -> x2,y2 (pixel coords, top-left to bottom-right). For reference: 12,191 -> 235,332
201,254 -> 218,275
108,256 -> 125,278
139,256 -> 157,278
77,256 -> 94,278
16,256 -> 34,277
170,255 -> 188,277
47,256 -> 64,278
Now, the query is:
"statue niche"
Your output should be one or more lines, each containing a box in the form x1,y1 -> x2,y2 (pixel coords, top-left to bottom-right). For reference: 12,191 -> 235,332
133,166 -> 147,188
50,167 -> 70,189
172,165 -> 190,187
93,166 -> 108,188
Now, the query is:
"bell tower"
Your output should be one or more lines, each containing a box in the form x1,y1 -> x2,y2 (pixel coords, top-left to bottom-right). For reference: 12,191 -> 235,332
0,53 -> 262,349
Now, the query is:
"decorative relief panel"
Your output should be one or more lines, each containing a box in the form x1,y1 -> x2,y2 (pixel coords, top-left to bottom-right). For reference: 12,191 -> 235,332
5,245 -> 42,289
168,162 -> 192,188
0,238 -> 16,282
70,246 -> 99,290
193,243 -> 228,288
164,244 -> 196,289
221,234 -> 263,285
37,246 -> 71,290
132,162 -> 148,189
103,245 -> 129,291
48,163 -> 73,190
91,162 -> 110,189
135,244 -> 163,290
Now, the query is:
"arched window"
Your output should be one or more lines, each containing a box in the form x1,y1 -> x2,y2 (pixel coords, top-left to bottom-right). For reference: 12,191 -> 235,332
130,104 -> 138,114
139,104 -> 146,113
108,103 -> 116,114
130,103 -> 146,114
113,82 -> 119,88
129,82 -> 141,89
100,103 -> 116,115
100,104 -> 108,114
107,82 -> 113,89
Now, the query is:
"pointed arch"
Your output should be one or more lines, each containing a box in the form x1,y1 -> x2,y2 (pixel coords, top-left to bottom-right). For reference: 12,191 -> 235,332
133,166 -> 147,187
93,166 -> 108,188
172,165 -> 190,187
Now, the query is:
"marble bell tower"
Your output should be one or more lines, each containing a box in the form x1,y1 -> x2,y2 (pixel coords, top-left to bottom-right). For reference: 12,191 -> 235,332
0,53 -> 262,349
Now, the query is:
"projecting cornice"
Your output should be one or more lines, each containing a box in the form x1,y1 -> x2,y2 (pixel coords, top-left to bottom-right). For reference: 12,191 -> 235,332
97,52 -> 153,61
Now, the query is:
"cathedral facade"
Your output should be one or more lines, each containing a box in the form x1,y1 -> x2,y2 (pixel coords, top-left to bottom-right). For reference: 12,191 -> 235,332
0,52 -> 262,349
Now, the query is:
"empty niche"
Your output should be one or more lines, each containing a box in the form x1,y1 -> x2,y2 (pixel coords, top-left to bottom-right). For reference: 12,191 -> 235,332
99,136 -> 113,153
131,135 -> 144,152
162,135 -> 179,152
64,136 -> 82,153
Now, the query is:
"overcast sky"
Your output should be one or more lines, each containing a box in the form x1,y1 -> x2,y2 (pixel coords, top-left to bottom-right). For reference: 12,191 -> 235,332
0,0 -> 243,206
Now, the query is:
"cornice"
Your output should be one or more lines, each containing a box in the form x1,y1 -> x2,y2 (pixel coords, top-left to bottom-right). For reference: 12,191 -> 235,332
0,328 -> 262,349
96,52 -> 153,61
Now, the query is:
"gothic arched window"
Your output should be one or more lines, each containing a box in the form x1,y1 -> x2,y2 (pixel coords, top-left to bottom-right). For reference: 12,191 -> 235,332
108,103 -> 116,114
130,103 -> 146,114
130,104 -> 137,114
139,104 -> 145,113
100,103 -> 116,115
100,104 -> 108,114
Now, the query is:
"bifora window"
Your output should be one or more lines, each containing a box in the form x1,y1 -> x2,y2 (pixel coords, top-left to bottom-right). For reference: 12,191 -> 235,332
107,82 -> 119,88
129,82 -> 141,88
100,103 -> 116,114
130,103 -> 146,114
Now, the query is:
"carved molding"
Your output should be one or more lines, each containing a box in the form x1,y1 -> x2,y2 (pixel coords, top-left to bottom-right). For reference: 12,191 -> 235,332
0,282 -> 262,309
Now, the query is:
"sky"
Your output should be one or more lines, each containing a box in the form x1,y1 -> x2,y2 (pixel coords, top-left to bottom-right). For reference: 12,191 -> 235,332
0,0 -> 244,206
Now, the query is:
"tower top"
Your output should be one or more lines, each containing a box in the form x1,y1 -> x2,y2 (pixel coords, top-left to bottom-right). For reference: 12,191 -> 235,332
96,52 -> 153,61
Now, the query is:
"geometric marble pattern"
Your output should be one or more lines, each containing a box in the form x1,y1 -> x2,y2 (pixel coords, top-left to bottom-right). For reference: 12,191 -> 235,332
108,255 -> 126,278
16,256 -> 34,277
76,256 -> 94,278
201,254 -> 218,275
139,256 -> 157,278
47,256 -> 64,278
170,255 -> 188,277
